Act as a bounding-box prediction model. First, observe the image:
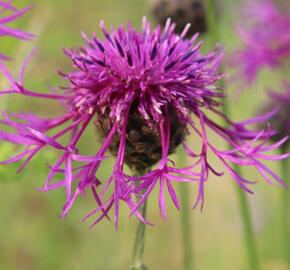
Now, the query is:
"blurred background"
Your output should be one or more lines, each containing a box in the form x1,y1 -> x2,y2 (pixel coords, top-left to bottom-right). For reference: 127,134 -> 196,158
0,0 -> 288,269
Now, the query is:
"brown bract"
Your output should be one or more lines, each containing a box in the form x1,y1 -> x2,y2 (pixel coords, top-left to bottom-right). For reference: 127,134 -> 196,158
150,0 -> 208,36
96,102 -> 186,172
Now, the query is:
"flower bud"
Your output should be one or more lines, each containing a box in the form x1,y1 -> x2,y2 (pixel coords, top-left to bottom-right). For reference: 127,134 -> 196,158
150,0 -> 208,36
257,97 -> 290,148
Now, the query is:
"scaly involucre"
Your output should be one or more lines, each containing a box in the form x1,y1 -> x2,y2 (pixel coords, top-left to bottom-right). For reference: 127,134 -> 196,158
0,18 -> 288,228
0,1 -> 34,60
229,0 -> 290,84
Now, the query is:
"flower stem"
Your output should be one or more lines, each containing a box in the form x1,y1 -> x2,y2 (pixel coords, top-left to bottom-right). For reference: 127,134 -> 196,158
233,167 -> 259,270
178,149 -> 194,270
223,89 -> 260,270
223,99 -> 259,270
131,172 -> 148,270
204,1 -> 259,269
131,200 -> 148,270
180,183 -> 194,270
280,147 -> 290,269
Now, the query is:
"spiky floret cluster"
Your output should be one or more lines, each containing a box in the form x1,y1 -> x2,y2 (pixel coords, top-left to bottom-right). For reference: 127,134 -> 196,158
0,1 -> 34,60
229,0 -> 290,84
0,18 -> 289,228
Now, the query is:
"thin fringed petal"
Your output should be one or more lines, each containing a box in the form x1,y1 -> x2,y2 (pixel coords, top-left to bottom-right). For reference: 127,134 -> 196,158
0,2 -> 34,59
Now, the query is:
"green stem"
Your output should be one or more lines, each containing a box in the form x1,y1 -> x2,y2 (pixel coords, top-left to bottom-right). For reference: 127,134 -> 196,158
233,165 -> 259,270
180,183 -> 193,270
178,147 -> 193,270
131,200 -> 148,270
204,1 -> 259,269
131,171 -> 148,270
280,147 -> 290,269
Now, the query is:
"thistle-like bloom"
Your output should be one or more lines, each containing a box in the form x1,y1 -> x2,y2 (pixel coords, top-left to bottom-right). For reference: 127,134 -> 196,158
0,18 -> 289,228
0,1 -> 34,60
229,0 -> 290,84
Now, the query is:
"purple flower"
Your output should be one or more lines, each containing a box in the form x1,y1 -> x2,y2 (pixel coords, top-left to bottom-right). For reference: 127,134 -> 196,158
229,0 -> 290,84
0,18 -> 289,228
0,1 -> 34,60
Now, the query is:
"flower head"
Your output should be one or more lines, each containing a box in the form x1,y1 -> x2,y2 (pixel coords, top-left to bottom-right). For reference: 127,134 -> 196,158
0,1 -> 34,60
229,0 -> 290,84
0,18 -> 289,228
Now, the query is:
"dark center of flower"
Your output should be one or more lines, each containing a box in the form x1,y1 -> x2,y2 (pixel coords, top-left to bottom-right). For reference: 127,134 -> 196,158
96,101 -> 186,172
